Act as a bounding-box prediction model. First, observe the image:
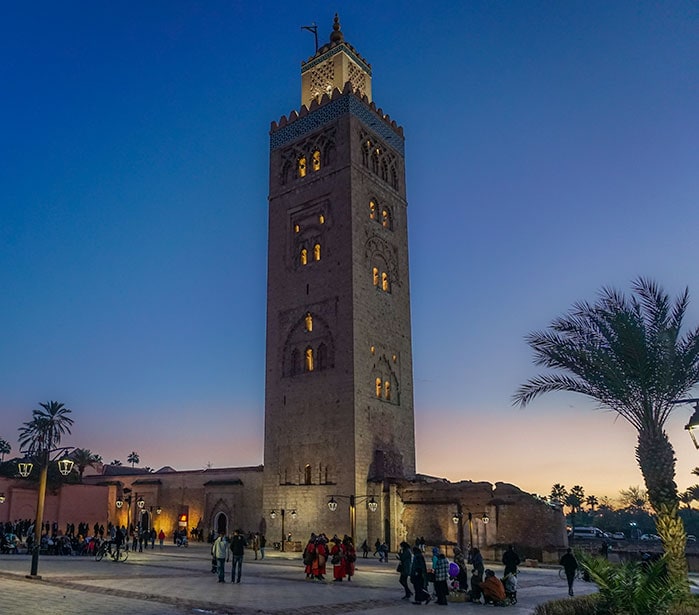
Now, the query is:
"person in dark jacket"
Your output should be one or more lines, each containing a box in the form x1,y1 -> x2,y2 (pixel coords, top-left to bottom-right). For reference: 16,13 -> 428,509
560,548 -> 578,596
410,546 -> 431,605
397,541 -> 413,599
229,529 -> 247,583
502,544 -> 521,575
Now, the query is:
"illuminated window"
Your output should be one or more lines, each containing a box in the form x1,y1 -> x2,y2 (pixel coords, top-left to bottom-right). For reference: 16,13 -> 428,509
375,377 -> 382,398
305,313 -> 313,332
312,149 -> 321,171
384,381 -> 391,400
382,272 -> 389,292
369,200 -> 376,220
304,464 -> 312,485
392,354 -> 397,362
313,243 -> 321,261
294,224 -> 300,233
370,345 -> 375,355
372,267 -> 379,287
300,248 -> 308,266
298,156 -> 307,178
319,214 -> 325,224
382,209 -> 391,229
305,347 -> 314,372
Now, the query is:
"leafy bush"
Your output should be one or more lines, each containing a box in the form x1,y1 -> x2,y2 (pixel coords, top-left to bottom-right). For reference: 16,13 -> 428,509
580,552 -> 685,615
533,595 -> 600,615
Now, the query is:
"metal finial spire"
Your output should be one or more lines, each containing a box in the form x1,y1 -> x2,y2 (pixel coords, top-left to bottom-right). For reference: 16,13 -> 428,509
330,13 -> 343,43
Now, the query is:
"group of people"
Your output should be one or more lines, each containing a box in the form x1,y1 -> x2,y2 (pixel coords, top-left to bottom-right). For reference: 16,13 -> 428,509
396,541 -> 519,606
211,529 -> 249,583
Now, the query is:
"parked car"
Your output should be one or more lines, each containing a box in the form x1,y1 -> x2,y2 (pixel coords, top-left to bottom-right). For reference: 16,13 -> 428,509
640,534 -> 661,541
687,535 -> 696,543
570,527 -> 606,540
611,532 -> 625,540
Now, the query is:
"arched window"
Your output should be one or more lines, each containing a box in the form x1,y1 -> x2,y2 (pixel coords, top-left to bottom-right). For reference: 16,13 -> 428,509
369,200 -> 376,220
313,243 -> 321,261
361,141 -> 370,167
381,158 -> 388,181
305,313 -> 313,332
298,156 -> 307,178
384,380 -> 391,400
304,464 -> 312,485
317,343 -> 327,370
371,151 -> 379,174
305,347 -> 314,372
312,149 -> 321,172
391,166 -> 398,190
375,377 -> 382,398
300,248 -> 308,266
294,223 -> 300,233
381,209 -> 392,230
382,272 -> 390,292
319,214 -> 325,224
372,267 -> 379,287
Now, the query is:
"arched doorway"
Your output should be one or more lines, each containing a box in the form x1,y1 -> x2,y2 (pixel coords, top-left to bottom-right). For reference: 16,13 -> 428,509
214,512 -> 228,536
140,510 -> 151,532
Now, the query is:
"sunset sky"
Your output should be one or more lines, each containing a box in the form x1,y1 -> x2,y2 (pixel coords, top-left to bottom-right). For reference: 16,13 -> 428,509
2,1 -> 698,501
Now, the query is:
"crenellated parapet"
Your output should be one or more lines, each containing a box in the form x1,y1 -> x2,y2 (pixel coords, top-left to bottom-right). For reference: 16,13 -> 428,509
270,81 -> 404,155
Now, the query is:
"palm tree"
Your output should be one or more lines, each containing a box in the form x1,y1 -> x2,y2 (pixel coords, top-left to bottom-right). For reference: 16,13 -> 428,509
127,451 -> 140,467
514,278 -> 699,591
679,490 -> 694,510
585,495 -> 599,511
111,459 -> 122,466
70,448 -> 102,481
17,400 -> 74,576
550,483 -> 568,506
619,486 -> 649,512
0,438 -> 10,462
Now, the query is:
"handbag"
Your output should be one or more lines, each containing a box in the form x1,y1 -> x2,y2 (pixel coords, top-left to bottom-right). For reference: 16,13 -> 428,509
331,553 -> 341,565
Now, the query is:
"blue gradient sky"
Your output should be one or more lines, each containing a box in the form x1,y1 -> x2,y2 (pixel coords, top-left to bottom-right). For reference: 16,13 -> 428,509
2,1 -> 698,499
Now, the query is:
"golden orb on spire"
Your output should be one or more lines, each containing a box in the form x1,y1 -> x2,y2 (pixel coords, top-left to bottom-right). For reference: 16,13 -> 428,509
330,13 -> 344,43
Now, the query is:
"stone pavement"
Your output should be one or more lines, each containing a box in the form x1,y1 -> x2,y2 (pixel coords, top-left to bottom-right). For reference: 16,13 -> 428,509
0,543 -> 596,615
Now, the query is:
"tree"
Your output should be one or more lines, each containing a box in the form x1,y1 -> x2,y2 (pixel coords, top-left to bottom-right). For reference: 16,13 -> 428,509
550,483 -> 568,506
619,486 -> 649,512
70,448 -> 102,481
0,438 -> 10,462
514,278 -> 699,591
127,451 -> 140,467
585,495 -> 599,511
111,459 -> 122,466
679,490 -> 694,510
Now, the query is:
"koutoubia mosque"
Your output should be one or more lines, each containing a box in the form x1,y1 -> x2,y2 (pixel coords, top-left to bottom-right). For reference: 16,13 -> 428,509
1,17 -> 566,561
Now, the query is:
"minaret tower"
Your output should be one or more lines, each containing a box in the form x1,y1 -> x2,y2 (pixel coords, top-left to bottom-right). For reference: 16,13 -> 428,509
263,16 -> 415,545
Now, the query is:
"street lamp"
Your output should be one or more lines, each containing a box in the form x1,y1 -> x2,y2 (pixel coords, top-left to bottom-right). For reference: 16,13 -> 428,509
0,493 -> 5,504
670,398 -> 699,449
326,494 -> 378,542
452,509 -> 489,549
17,448 -> 74,578
269,508 -> 297,552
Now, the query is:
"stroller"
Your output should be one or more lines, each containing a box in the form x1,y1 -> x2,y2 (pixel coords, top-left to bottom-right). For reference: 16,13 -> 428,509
503,571 -> 518,604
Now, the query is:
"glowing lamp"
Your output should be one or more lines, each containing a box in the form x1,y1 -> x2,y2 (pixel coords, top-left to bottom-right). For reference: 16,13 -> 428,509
327,497 -> 338,512
57,458 -> 74,476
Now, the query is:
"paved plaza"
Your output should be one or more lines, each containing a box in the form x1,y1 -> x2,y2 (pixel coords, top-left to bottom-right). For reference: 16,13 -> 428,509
0,543 -> 599,615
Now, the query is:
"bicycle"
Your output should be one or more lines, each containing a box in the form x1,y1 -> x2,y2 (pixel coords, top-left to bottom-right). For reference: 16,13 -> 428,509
95,541 -> 129,562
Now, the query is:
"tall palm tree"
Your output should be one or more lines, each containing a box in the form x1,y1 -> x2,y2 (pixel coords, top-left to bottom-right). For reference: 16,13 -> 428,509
585,495 -> 599,511
71,448 -> 102,481
514,278 -> 699,592
127,451 -> 140,467
0,438 -> 10,462
549,483 -> 568,506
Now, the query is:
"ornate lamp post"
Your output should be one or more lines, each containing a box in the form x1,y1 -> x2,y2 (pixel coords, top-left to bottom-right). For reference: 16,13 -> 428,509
326,494 -> 378,543
18,448 -> 74,577
452,507 -> 489,549
269,508 -> 297,552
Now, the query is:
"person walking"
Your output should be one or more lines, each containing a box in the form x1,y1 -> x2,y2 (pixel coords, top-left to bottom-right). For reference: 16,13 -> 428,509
330,537 -> 346,581
252,532 -> 260,560
560,548 -> 578,596
212,533 -> 228,583
158,529 -> 165,549
397,541 -> 413,600
502,544 -> 521,576
410,545 -> 431,605
343,535 -> 357,581
361,539 -> 369,559
259,533 -> 266,559
434,551 -> 450,605
229,529 -> 247,583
